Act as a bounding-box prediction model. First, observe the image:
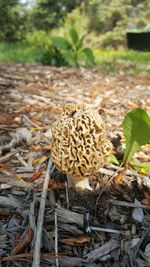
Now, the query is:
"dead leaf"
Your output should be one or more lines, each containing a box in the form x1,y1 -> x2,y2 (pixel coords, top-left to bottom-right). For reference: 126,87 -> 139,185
30,119 -> 43,127
60,236 -> 91,246
0,253 -> 64,262
142,192 -> 150,205
12,228 -> 34,255
32,145 -> 51,151
43,145 -> 51,150
48,181 -> 60,189
43,105 -> 53,110
0,208 -> 11,216
0,163 -> 9,168
30,127 -> 46,133
29,170 -> 42,182
114,168 -> 127,183
32,145 -> 42,151
0,111 -> 15,125
15,174 -> 25,182
33,155 -> 47,165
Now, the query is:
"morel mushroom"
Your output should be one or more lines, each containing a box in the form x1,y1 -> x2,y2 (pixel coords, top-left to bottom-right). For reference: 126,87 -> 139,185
51,103 -> 112,191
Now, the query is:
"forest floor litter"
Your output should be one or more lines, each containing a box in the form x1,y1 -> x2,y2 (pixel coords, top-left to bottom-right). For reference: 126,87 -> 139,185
0,62 -> 150,267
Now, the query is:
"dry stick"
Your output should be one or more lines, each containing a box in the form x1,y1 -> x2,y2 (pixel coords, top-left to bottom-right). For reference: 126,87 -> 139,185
54,210 -> 59,267
0,74 -> 35,82
0,149 -> 20,163
22,114 -> 40,128
90,226 -> 121,234
32,158 -> 52,267
109,199 -> 150,210
100,166 -> 150,178
65,181 -> 70,210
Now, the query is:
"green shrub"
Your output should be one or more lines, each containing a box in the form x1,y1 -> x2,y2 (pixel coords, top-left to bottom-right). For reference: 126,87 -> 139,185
26,30 -> 67,66
39,46 -> 68,66
50,29 -> 95,67
26,30 -> 52,48
28,29 -> 95,67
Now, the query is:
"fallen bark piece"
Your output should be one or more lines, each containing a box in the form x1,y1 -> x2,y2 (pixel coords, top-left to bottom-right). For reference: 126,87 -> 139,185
58,223 -> 83,235
56,206 -> 84,226
141,176 -> 150,191
10,127 -> 32,145
144,243 -> 150,263
44,256 -> 87,267
132,199 -> 144,222
0,195 -> 23,209
85,240 -> 119,262
0,173 -> 33,190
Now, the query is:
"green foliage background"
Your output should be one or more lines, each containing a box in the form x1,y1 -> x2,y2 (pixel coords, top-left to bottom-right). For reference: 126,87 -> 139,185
0,0 -> 28,41
0,0 -> 150,66
1,0 -> 150,46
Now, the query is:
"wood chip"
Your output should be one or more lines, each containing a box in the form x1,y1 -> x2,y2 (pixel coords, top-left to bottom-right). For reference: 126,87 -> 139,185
85,240 -> 119,262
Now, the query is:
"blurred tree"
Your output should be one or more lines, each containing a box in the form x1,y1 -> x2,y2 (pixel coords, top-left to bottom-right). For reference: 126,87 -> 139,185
84,0 -> 150,48
85,0 -> 150,32
1,0 -> 149,48
0,0 -> 28,41
29,0 -> 83,31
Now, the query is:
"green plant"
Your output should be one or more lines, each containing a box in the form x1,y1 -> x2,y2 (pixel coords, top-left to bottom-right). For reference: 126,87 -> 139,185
27,29 -> 95,67
26,30 -> 68,66
0,0 -> 27,42
122,108 -> 150,166
39,46 -> 68,66
26,31 -> 52,48
145,24 -> 150,32
49,29 -> 95,67
111,108 -> 150,173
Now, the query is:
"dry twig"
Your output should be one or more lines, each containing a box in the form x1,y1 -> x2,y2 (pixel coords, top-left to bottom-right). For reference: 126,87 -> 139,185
109,199 -> 150,210
54,210 -> 59,267
32,158 -> 52,267
90,226 -> 121,234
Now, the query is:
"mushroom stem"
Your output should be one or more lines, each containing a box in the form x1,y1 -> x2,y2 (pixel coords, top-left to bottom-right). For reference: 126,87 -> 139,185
66,174 -> 76,188
67,174 -> 93,191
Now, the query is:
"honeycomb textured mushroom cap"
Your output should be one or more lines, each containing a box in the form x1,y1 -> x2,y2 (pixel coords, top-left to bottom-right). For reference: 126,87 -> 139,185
51,103 -> 112,181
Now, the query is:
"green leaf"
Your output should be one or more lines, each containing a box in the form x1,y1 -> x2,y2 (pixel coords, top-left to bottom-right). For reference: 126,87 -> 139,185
109,154 -> 120,165
76,35 -> 85,50
63,49 -> 75,64
51,37 -> 71,50
122,108 -> 150,165
81,48 -> 95,65
69,29 -> 78,45
131,161 -> 150,172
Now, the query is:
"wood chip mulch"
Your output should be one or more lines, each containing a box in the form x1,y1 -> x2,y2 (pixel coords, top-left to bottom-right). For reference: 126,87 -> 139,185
0,62 -> 150,266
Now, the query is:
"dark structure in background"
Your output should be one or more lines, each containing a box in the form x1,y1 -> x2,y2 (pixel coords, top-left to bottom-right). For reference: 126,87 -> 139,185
127,32 -> 150,51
